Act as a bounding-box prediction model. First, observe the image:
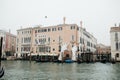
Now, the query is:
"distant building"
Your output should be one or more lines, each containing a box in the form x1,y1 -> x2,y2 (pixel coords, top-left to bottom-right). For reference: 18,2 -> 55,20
96,44 -> 111,54
96,44 -> 111,61
0,30 -> 16,57
110,25 -> 120,61
16,19 -> 97,58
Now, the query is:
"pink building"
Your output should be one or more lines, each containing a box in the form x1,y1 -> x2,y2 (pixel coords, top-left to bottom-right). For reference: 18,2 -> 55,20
17,22 -> 97,58
0,30 -> 16,57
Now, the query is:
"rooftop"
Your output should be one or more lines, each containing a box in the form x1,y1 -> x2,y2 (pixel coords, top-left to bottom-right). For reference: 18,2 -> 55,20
110,27 -> 120,32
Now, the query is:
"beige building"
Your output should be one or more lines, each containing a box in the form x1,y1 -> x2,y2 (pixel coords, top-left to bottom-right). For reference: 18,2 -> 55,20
96,44 -> 111,54
16,28 -> 32,57
17,21 -> 97,58
110,25 -> 120,61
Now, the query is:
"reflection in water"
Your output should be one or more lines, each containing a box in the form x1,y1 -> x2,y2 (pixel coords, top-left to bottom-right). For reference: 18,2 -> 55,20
1,61 -> 120,80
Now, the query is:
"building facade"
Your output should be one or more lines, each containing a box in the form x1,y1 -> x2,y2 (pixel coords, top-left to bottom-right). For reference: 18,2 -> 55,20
16,28 -> 32,57
110,26 -> 120,61
78,27 -> 97,53
96,44 -> 111,54
0,30 -> 16,57
17,23 -> 97,58
96,44 -> 111,61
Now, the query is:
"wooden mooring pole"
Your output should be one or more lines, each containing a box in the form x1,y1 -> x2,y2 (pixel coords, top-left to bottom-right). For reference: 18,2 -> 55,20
0,37 -> 3,66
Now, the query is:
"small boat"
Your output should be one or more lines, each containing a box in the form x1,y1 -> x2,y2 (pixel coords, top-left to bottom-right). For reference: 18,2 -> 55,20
77,59 -> 82,64
101,58 -> 106,63
65,59 -> 73,63
111,58 -> 116,64
35,59 -> 41,62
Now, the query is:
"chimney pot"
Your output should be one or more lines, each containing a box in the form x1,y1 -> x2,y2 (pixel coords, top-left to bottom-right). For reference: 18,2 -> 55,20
63,17 -> 66,24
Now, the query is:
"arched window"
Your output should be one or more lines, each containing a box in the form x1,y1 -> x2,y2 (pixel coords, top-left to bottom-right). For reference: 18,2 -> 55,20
116,53 -> 119,57
116,42 -> 118,50
115,32 -> 118,41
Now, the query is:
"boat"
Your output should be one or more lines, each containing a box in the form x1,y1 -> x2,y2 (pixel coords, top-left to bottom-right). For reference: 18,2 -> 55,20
0,37 -> 5,78
77,59 -> 82,64
65,59 -> 73,63
101,58 -> 107,63
111,58 -> 116,64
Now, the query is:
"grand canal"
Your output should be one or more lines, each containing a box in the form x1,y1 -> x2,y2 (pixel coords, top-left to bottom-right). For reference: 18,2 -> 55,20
1,61 -> 120,80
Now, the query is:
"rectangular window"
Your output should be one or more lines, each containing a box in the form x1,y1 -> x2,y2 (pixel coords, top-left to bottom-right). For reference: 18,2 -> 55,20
35,30 -> 37,33
21,47 -> 23,51
44,29 -> 47,32
52,28 -> 56,31
39,46 -> 46,52
48,28 -> 51,32
72,35 -> 74,41
86,43 -> 89,47
77,27 -> 79,30
119,43 -> 120,50
80,37 -> 82,43
17,47 -> 18,51
116,42 -> 118,50
71,26 -> 75,30
91,43 -> 92,47
48,37 -> 50,42
58,27 -> 62,31
115,33 -> 118,41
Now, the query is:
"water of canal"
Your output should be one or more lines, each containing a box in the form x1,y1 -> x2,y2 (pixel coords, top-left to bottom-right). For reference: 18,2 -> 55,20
1,61 -> 120,80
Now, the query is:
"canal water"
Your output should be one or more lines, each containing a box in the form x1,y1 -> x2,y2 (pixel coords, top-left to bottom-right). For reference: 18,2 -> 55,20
1,61 -> 120,80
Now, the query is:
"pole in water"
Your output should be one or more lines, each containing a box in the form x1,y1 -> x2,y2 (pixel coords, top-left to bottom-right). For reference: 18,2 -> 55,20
0,37 -> 4,78
0,37 -> 3,66
29,51 -> 32,63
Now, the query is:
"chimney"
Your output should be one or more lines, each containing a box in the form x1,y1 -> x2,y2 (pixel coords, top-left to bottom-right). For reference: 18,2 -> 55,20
114,23 -> 116,27
80,21 -> 83,27
9,29 -> 11,33
119,23 -> 120,27
63,17 -> 66,24
21,26 -> 22,29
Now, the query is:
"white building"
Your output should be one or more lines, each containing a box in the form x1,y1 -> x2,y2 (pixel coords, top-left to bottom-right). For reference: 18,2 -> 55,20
110,26 -> 120,61
78,27 -> 97,54
16,28 -> 32,58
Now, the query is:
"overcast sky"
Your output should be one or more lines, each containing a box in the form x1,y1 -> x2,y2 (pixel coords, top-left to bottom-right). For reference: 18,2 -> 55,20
0,0 -> 120,45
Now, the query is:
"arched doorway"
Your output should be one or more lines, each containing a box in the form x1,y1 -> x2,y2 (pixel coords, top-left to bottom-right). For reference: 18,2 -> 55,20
116,53 -> 119,57
115,53 -> 119,61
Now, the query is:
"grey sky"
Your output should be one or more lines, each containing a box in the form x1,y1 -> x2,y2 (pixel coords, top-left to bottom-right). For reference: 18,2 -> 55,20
0,0 -> 120,45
